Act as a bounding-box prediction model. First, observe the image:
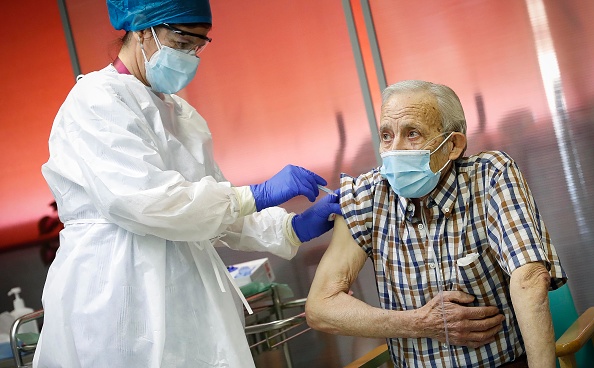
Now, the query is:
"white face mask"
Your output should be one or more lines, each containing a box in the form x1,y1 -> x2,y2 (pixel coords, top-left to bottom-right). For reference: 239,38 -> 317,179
380,132 -> 453,198
139,27 -> 200,94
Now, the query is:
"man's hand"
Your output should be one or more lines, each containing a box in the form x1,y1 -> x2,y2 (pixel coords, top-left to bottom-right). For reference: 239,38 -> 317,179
416,291 -> 505,348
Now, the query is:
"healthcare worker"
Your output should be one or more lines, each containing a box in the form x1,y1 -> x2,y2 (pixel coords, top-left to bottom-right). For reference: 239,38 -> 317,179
33,0 -> 341,367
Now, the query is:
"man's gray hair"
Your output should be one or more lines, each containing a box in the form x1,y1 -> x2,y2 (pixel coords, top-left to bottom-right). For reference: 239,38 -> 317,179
382,80 -> 467,134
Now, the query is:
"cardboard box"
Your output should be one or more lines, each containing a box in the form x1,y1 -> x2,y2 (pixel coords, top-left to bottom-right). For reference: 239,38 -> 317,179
226,258 -> 275,287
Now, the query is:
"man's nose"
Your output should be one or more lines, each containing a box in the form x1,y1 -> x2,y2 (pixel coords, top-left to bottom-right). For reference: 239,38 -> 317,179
388,137 -> 406,151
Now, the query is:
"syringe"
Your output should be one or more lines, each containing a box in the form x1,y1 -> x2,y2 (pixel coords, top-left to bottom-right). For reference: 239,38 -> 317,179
317,185 -> 338,196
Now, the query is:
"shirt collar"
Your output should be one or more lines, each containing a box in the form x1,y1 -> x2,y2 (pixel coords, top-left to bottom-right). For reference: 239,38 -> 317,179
425,163 -> 459,218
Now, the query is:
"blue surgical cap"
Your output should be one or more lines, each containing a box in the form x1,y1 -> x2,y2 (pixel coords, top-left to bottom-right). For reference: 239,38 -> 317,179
107,0 -> 212,31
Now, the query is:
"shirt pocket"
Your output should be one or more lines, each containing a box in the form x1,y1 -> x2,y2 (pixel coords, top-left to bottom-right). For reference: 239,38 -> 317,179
456,251 -> 500,307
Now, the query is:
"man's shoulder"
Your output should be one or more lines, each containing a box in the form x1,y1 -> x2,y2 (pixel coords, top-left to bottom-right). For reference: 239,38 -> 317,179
340,167 -> 384,192
457,150 -> 516,175
340,167 -> 387,215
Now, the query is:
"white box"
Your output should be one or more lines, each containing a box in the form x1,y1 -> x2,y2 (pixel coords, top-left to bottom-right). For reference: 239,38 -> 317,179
227,258 -> 275,287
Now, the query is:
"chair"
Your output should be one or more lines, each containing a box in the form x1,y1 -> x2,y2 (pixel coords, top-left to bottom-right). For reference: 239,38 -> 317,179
344,284 -> 594,368
343,343 -> 393,368
549,284 -> 594,368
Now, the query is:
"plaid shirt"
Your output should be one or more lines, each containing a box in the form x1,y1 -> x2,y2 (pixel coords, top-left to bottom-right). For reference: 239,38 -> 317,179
339,151 -> 566,368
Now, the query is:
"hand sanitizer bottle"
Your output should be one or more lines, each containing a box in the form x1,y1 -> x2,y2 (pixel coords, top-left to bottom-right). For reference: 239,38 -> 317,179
7,287 -> 39,334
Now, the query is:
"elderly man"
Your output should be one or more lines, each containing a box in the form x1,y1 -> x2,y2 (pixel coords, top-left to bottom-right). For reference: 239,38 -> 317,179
306,80 -> 566,367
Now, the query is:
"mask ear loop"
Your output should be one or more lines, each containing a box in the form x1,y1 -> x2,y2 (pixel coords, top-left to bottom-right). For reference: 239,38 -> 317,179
421,207 -> 455,366
138,28 -> 162,64
137,32 -> 150,63
149,27 -> 163,50
428,132 -> 454,154
430,132 -> 455,174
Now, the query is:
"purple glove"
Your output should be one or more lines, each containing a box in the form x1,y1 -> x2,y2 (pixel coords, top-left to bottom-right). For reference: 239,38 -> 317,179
292,190 -> 342,243
250,165 -> 327,211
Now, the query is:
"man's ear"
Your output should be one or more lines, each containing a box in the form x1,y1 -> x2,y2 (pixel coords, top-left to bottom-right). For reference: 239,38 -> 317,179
448,132 -> 467,160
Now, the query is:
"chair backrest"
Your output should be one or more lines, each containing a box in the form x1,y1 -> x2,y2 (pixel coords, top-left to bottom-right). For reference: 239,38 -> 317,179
548,283 -> 594,368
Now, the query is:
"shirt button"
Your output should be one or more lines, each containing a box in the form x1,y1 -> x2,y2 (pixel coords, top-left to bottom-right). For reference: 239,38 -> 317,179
418,224 -> 424,230
407,204 -> 414,211
429,263 -> 436,269
444,208 -> 449,213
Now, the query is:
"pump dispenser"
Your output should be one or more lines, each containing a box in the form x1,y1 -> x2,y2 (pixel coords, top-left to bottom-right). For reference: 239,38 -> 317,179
7,287 -> 39,334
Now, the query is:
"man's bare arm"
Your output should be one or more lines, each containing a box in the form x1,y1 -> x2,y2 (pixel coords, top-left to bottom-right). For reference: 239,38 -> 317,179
510,262 -> 556,367
305,216 -> 420,337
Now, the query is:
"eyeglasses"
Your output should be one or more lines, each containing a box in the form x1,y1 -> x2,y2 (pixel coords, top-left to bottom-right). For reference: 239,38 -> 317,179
160,23 -> 212,56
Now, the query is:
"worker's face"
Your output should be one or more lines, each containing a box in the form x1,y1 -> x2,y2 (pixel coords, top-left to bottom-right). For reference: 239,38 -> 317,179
378,91 -> 452,173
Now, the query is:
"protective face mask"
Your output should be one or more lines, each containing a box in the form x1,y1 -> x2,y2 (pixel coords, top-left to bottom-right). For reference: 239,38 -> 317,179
380,132 -> 453,198
139,27 -> 200,94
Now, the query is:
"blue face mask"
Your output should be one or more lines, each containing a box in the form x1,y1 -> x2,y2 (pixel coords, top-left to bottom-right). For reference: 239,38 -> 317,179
380,132 -> 453,198
140,27 -> 200,94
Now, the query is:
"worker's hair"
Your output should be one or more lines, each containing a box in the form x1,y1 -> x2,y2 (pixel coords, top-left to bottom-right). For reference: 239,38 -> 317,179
121,31 -> 134,45
382,80 -> 467,135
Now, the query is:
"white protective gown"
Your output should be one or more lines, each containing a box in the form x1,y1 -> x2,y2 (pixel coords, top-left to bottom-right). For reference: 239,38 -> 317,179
34,65 -> 299,368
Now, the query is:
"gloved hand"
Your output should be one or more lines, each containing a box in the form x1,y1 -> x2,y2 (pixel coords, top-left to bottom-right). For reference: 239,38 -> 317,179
250,165 -> 327,211
292,190 -> 342,243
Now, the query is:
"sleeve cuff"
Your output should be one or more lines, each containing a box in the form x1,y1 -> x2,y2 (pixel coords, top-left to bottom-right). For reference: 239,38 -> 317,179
283,213 -> 302,247
233,186 -> 257,217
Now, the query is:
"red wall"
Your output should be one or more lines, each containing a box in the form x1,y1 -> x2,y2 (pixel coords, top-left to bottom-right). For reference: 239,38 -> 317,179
0,1 -> 73,249
2,0 -> 593,253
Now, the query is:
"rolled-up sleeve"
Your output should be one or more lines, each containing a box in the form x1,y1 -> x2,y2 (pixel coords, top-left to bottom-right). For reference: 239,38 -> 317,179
339,171 -> 378,255
485,155 -> 566,288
